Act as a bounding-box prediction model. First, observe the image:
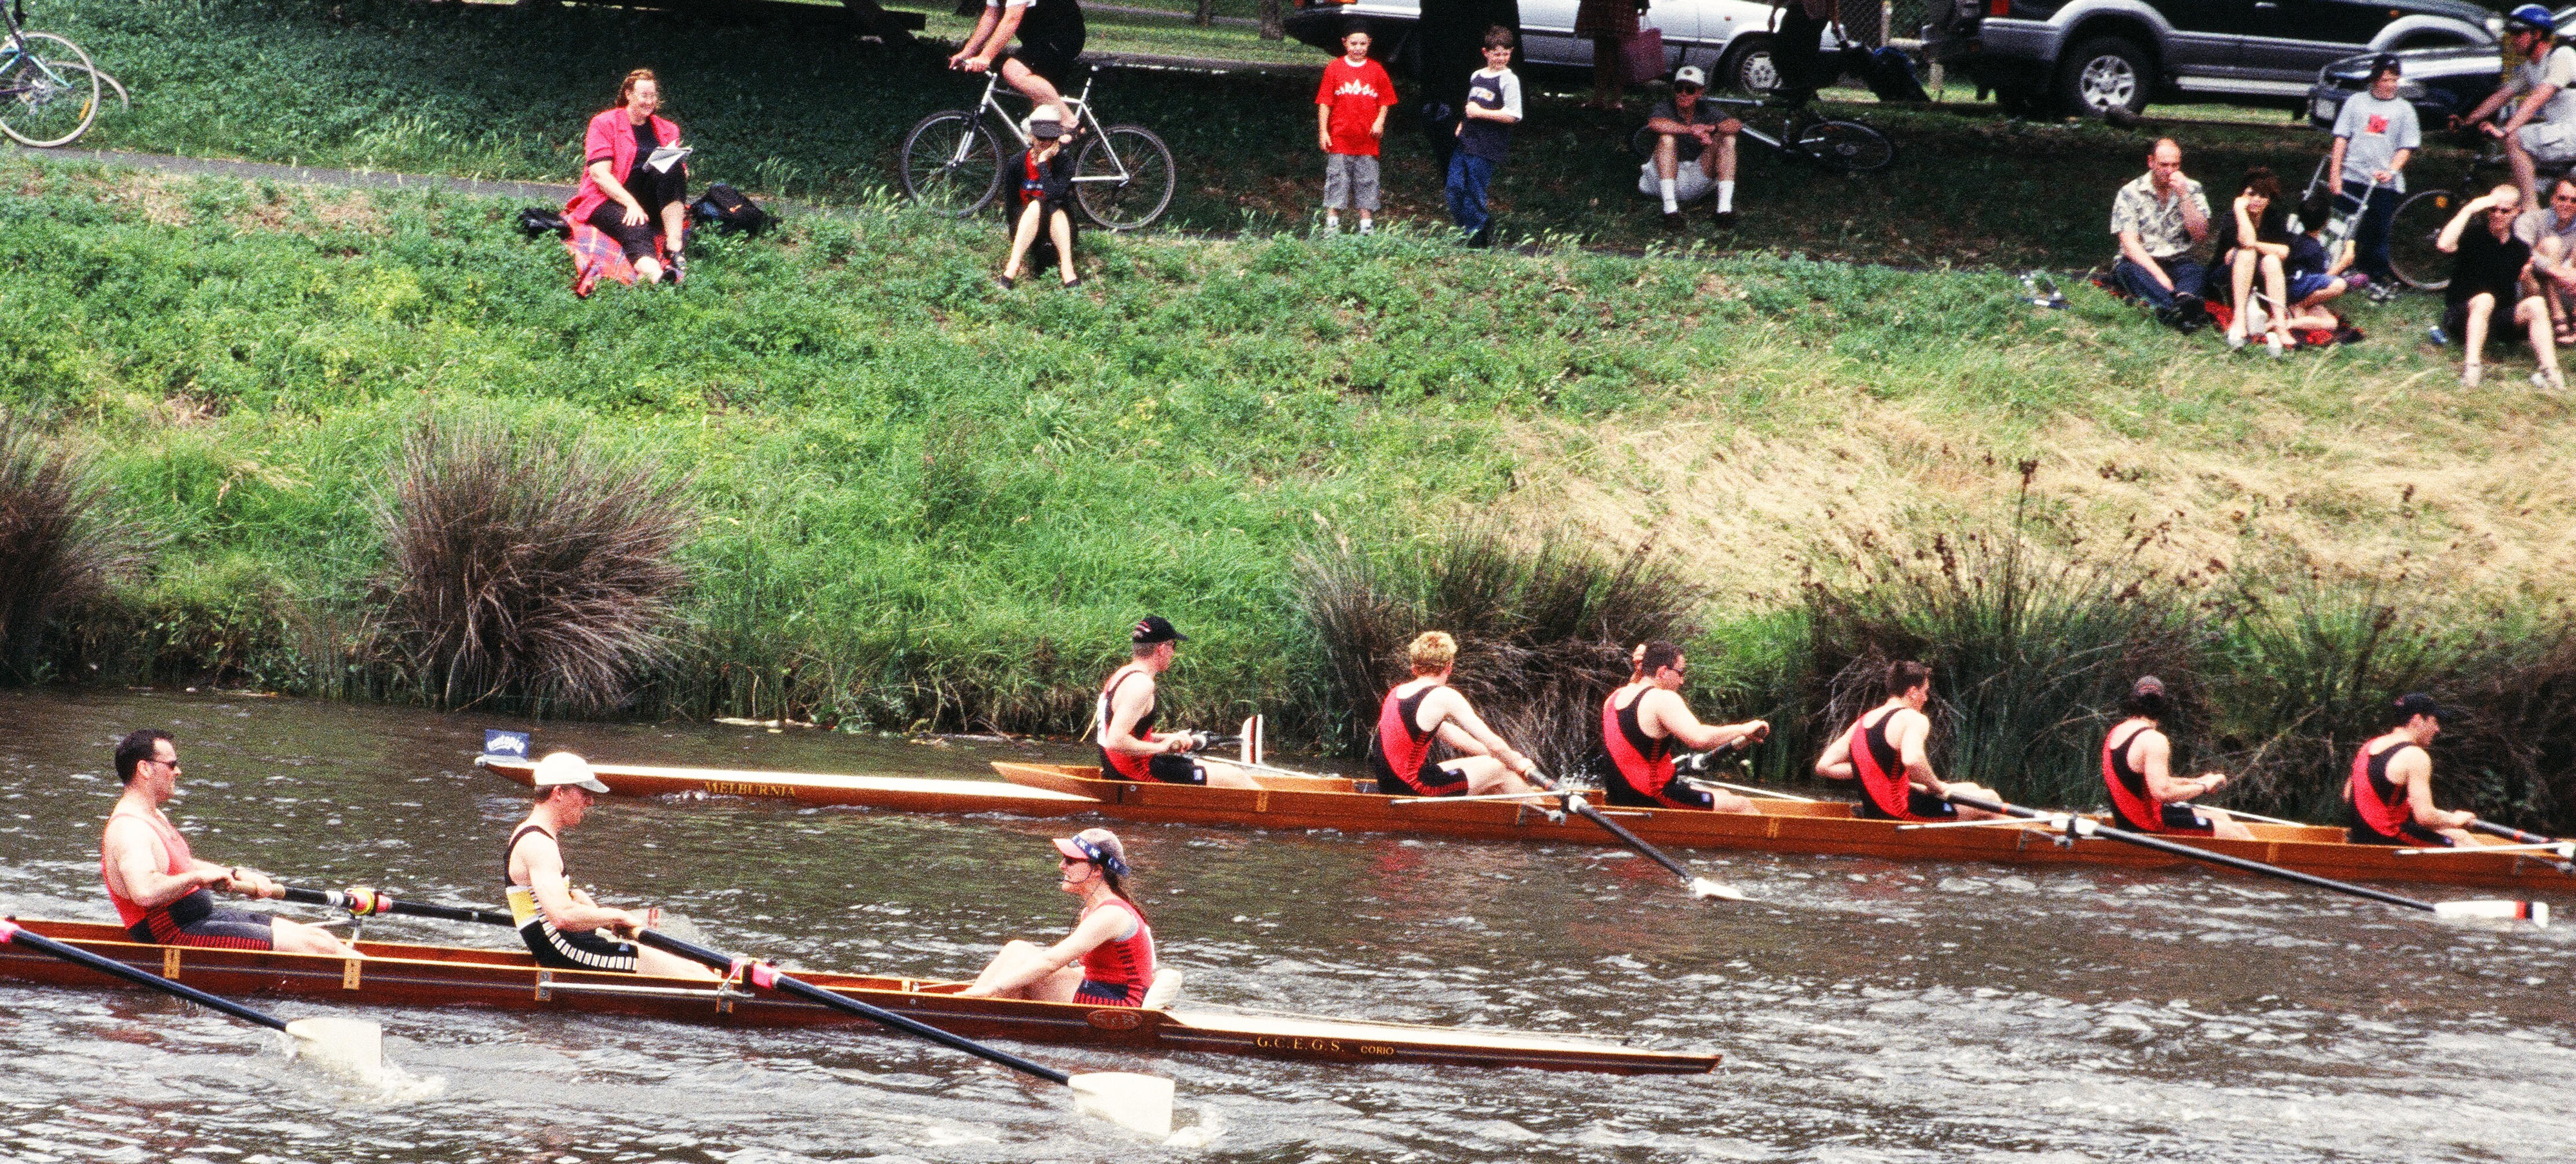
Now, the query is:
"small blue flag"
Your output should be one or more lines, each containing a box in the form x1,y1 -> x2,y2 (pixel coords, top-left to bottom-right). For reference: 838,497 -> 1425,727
483,730 -> 531,759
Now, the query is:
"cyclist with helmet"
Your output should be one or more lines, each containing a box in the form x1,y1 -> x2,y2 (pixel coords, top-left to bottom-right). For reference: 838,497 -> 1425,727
2457,4 -> 2576,210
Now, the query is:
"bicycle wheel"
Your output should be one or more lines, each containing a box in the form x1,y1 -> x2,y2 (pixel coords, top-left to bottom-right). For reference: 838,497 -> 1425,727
1793,119 -> 1894,174
898,110 -> 1002,217
0,32 -> 102,148
1074,124 -> 1176,232
2387,187 -> 2456,292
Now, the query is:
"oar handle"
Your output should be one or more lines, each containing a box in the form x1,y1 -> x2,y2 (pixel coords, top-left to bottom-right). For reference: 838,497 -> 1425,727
1942,793 -> 2443,914
0,918 -> 289,1032
281,886 -> 516,927
2470,819 -> 2555,847
632,928 -> 1073,1087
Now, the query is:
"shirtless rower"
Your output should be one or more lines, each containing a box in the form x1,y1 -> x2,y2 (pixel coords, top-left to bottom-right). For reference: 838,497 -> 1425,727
504,752 -> 712,979
2346,693 -> 2483,848
1600,640 -> 1769,812
99,729 -> 358,956
2101,676 -> 2253,841
1098,616 -> 1256,789
1370,631 -> 1540,797
1815,661 -> 2004,821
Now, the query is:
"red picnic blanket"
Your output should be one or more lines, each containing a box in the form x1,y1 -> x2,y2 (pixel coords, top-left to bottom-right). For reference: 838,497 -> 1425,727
565,221 -> 665,298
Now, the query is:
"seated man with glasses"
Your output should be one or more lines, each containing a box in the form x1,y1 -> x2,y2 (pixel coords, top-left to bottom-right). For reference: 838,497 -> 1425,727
1601,640 -> 1770,811
99,729 -> 359,956
2519,174 -> 2576,343
1636,66 -> 1744,230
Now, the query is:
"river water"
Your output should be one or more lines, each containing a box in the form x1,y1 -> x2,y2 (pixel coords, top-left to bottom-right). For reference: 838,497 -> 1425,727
1,688 -> 2568,1163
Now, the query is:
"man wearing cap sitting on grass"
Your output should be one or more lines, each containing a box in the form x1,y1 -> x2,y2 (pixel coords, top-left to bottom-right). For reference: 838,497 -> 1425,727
504,752 -> 714,979
2344,694 -> 2488,848
1637,66 -> 1743,229
1097,617 -> 1258,789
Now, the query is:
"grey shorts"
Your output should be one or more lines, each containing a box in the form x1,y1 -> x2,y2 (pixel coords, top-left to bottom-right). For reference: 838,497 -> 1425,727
1323,153 -> 1380,210
2520,121 -> 2576,167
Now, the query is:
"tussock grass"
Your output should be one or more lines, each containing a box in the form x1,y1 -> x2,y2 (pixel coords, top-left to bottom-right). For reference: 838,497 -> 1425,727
0,415 -> 147,681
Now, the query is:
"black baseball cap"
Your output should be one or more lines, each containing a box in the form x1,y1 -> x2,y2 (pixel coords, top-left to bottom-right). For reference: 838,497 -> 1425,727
2368,54 -> 2402,81
1131,616 -> 1186,645
2393,692 -> 2454,723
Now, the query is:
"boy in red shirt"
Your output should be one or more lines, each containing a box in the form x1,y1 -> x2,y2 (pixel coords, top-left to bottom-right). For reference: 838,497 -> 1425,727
1316,25 -> 1398,234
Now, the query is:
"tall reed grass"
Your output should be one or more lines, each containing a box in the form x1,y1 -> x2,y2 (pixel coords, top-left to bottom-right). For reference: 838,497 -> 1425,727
0,417 -> 146,683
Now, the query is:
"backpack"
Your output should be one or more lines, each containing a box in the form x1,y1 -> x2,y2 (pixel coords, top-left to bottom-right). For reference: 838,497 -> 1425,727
517,206 -> 569,239
690,183 -> 772,237
1864,46 -> 1929,103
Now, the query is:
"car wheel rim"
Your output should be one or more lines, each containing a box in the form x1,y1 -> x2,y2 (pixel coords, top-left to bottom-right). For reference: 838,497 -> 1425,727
1741,52 -> 1778,92
2078,55 -> 2135,110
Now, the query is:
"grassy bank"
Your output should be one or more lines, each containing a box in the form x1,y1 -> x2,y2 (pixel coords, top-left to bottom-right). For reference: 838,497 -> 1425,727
39,0 -> 2408,268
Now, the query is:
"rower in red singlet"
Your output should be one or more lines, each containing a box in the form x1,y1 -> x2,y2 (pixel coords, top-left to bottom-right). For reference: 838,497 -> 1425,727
2345,693 -> 2482,847
1096,616 -> 1257,789
98,728 -> 357,956
1815,661 -> 2004,822
503,752 -> 714,979
963,828 -> 1162,1007
1368,631 -> 1540,798
1600,640 -> 1769,812
2100,676 -> 2253,840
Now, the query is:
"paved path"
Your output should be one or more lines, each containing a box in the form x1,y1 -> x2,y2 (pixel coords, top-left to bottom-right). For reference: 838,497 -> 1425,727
37,148 -> 579,204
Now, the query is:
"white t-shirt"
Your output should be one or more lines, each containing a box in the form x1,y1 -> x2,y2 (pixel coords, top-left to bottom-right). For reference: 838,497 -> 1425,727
2508,44 -> 2576,126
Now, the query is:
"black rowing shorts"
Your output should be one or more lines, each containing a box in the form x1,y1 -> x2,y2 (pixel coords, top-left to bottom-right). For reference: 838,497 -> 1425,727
519,919 -> 640,974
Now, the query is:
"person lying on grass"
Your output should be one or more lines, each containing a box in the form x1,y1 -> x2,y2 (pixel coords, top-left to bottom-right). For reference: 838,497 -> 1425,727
2437,183 -> 2565,390
999,110 -> 1080,289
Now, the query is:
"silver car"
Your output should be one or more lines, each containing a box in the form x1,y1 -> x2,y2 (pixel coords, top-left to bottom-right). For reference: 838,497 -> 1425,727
1285,0 -> 1841,92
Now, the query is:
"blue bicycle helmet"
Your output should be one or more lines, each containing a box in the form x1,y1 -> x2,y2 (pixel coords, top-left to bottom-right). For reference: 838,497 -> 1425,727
2506,3 -> 2554,33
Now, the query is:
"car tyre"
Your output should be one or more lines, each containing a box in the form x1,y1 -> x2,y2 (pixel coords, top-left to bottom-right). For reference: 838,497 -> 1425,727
1716,36 -> 1779,94
2054,35 -> 2151,119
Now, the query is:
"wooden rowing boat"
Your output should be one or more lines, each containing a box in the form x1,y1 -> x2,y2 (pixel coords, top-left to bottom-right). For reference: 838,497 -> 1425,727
477,756 -> 2576,892
0,919 -> 1715,1075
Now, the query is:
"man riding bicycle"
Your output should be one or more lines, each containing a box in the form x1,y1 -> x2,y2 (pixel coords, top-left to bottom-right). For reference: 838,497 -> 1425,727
951,0 -> 1086,134
2457,3 -> 2576,210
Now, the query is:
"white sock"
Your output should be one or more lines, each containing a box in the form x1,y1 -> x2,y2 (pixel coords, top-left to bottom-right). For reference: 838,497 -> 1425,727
1658,179 -> 1678,214
1716,181 -> 1735,213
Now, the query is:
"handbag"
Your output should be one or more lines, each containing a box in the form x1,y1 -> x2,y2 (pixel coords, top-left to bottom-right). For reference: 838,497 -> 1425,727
1619,26 -> 1665,86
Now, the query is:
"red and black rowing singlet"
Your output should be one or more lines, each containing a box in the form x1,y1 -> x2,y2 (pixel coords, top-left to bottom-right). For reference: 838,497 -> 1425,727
1849,707 -> 1951,821
1073,896 -> 1156,1008
1096,667 -> 1158,780
1602,685 -> 1713,810
2348,740 -> 2446,846
1371,680 -> 1465,795
2101,723 -> 2211,835
100,810 -> 272,949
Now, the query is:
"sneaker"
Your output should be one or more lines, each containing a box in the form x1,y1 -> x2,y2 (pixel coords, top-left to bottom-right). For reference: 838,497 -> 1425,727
1323,219 -> 1341,236
2428,325 -> 2449,345
2173,291 -> 2204,319
2462,362 -> 2482,387
1662,210 -> 1684,231
1712,208 -> 1738,228
994,274 -> 1016,290
2368,283 -> 2400,305
2266,333 -> 2286,358
667,253 -> 686,288
2535,370 -> 2566,391
1468,225 -> 1493,248
2226,323 -> 2247,351
1357,220 -> 1374,236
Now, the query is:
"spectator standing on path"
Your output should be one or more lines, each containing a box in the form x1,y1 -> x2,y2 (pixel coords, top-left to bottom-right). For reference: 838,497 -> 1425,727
2515,174 -> 2576,343
2110,137 -> 2212,329
999,110 -> 1080,289
566,68 -> 689,288
1575,0 -> 1645,111
1768,0 -> 1836,106
2326,54 -> 2417,300
2435,184 -> 2563,390
1316,25 -> 1398,235
1447,26 -> 1522,248
2456,4 -> 2576,210
1636,65 -> 1742,229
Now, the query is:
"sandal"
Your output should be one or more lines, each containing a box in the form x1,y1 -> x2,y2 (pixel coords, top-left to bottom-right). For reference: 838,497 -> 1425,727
2553,317 -> 2575,345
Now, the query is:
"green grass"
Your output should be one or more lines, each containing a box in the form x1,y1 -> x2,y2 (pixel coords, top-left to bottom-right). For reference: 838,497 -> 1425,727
32,0 -> 2419,268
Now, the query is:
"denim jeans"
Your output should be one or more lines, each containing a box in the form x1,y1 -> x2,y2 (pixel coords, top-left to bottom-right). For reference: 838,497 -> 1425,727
2113,256 -> 2206,311
1446,152 -> 1496,236
2339,180 -> 2403,285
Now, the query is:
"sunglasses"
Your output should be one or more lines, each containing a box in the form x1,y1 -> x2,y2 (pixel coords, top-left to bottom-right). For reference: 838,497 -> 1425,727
1674,85 -> 1703,93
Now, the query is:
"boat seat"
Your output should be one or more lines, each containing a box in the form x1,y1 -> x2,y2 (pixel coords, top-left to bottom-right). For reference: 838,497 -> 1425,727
1140,967 -> 1183,1009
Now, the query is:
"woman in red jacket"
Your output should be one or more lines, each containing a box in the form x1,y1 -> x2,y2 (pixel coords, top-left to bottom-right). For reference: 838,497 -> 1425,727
565,69 -> 689,286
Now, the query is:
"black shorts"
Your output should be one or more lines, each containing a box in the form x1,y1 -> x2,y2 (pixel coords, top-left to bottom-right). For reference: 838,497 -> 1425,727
1374,760 -> 1469,797
1603,774 -> 1716,810
1854,787 -> 1957,821
2350,821 -> 2452,847
1075,978 -> 1144,1007
130,890 -> 276,950
1146,753 -> 1206,785
1005,39 -> 1083,89
519,919 -> 640,974
585,197 -> 683,265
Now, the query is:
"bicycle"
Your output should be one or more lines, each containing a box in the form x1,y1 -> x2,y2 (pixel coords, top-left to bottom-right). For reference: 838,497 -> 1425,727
2374,129 -> 2522,292
898,68 -> 1176,232
1625,95 -> 1895,176
0,0 -> 100,148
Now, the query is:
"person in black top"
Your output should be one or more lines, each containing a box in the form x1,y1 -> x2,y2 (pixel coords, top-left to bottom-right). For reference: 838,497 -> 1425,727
951,0 -> 1085,132
2209,167 -> 2297,355
2437,183 -> 2564,390
1000,111 -> 1079,288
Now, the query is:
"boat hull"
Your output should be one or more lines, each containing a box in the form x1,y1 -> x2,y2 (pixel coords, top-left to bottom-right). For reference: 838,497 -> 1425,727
0,919 -> 1714,1076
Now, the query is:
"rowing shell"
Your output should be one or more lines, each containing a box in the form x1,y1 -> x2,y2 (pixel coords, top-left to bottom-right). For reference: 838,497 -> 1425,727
0,919 -> 1715,1075
477,756 -> 2576,893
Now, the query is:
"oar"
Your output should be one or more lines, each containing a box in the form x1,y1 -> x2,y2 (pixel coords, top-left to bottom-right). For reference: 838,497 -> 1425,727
280,885 -> 515,927
0,917 -> 383,1079
1523,772 -> 1746,902
2470,819 -> 2573,847
1681,779 -> 1821,803
1942,792 -> 2550,926
630,928 -> 1174,1138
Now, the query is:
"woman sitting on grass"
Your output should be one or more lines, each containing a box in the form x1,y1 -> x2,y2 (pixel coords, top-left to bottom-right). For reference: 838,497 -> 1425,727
2437,184 -> 2564,390
999,110 -> 1080,290
2209,166 -> 2298,356
566,68 -> 689,288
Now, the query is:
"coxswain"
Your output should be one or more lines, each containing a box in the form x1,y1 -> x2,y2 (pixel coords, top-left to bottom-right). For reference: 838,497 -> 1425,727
1096,616 -> 1256,788
2100,676 -> 2253,840
2346,693 -> 2482,847
1369,631 -> 1540,797
99,729 -> 358,956
962,828 -> 1160,1007
504,752 -> 713,978
1600,640 -> 1770,812
1815,661 -> 2004,821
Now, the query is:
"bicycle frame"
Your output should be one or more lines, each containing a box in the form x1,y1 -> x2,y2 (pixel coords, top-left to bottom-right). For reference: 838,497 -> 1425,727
1696,95 -> 1804,159
0,3 -> 75,96
963,71 -> 1137,186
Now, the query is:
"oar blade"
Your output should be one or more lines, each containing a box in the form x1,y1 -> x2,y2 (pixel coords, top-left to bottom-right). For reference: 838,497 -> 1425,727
1688,877 -> 1748,903
283,1016 -> 385,1082
2430,900 -> 2550,926
1068,1070 -> 1175,1138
